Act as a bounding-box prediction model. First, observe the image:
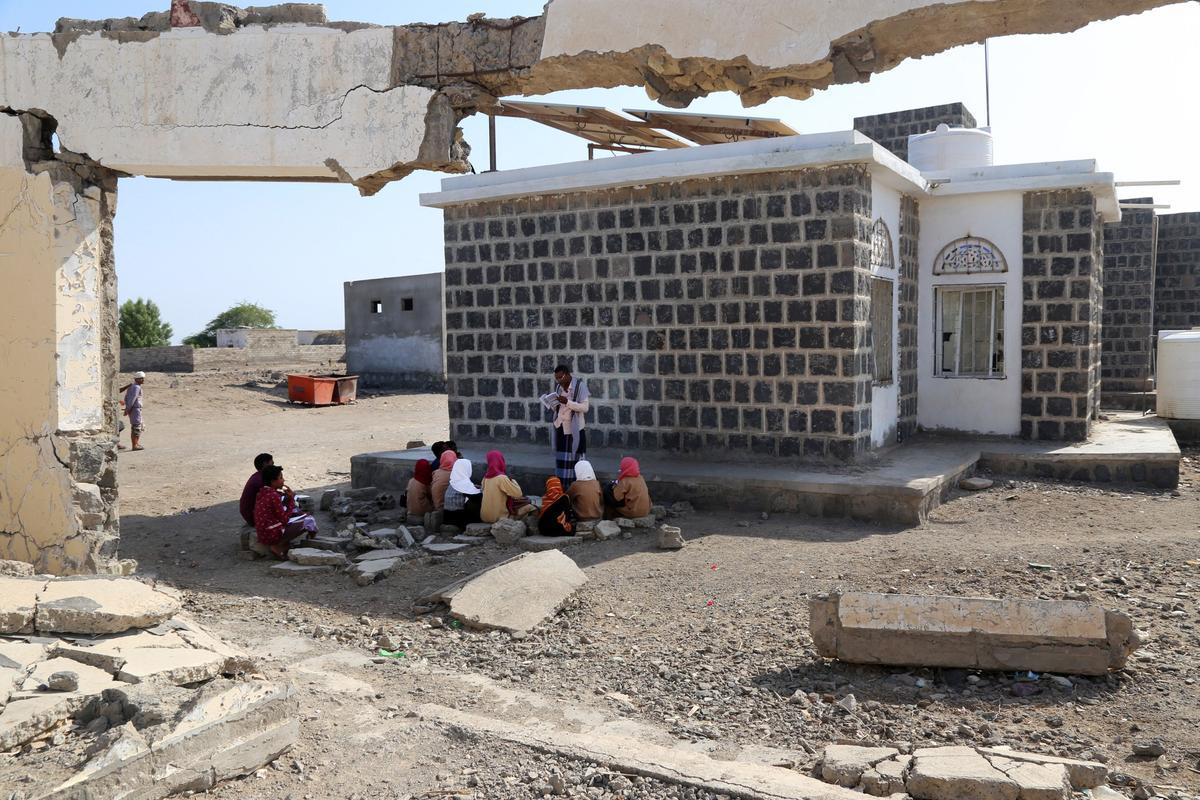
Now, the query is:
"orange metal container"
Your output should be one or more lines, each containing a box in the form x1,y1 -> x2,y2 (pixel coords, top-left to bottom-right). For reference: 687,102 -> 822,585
287,374 -> 359,406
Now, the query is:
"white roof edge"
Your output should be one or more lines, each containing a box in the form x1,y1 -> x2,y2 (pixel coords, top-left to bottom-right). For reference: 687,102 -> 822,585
932,171 -> 1119,220
420,131 -> 928,209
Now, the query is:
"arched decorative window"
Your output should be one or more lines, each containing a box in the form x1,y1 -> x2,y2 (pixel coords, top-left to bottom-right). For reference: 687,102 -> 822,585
871,219 -> 894,271
934,236 -> 1007,275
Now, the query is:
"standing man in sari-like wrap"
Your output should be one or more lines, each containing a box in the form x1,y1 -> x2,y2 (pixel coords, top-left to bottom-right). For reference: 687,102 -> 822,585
543,364 -> 590,488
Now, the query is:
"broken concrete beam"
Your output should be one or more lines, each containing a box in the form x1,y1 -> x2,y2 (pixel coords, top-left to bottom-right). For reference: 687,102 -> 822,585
423,550 -> 587,634
269,562 -> 333,577
287,548 -> 348,567
0,577 -> 42,634
810,592 -> 1140,675
36,577 -> 181,635
46,681 -> 298,798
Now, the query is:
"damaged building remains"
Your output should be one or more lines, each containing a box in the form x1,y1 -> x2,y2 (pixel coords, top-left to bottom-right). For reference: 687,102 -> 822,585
0,0 -> 1194,573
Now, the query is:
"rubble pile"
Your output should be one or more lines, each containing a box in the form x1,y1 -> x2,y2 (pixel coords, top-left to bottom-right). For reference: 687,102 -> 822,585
241,487 -> 692,586
0,575 -> 296,797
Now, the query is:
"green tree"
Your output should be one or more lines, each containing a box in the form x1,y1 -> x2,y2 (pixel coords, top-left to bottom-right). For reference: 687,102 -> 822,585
118,298 -> 173,348
183,302 -> 277,348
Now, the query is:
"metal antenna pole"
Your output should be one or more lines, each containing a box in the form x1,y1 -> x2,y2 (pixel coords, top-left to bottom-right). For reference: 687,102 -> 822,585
984,40 -> 992,128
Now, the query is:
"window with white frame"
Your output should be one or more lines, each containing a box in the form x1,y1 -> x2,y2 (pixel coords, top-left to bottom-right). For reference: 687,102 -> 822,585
936,286 -> 1005,378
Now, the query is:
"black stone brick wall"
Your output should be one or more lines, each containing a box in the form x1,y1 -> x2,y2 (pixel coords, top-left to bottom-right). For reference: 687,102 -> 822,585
1100,199 -> 1156,392
1021,191 -> 1104,442
897,196 -> 920,442
1155,212 -> 1200,333
853,103 -> 978,163
442,167 -> 877,461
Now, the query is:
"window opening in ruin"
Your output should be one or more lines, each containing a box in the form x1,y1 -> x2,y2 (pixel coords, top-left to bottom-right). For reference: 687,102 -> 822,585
871,219 -> 894,271
934,236 -> 1007,275
402,297 -> 414,311
936,285 -> 1004,377
870,277 -> 894,385
370,300 -> 383,314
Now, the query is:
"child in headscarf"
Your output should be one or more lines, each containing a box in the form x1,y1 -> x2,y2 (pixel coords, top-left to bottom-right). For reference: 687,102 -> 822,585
406,459 -> 434,517
431,450 -> 457,510
538,477 -> 576,537
607,457 -> 651,519
567,459 -> 604,520
444,458 -> 482,527
480,450 -> 530,524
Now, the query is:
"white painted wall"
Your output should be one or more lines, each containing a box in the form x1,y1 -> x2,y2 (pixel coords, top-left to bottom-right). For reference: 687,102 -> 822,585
869,181 -> 902,449
917,192 -> 1023,435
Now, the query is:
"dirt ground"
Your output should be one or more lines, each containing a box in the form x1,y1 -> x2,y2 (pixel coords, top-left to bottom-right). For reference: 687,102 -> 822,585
40,370 -> 1200,798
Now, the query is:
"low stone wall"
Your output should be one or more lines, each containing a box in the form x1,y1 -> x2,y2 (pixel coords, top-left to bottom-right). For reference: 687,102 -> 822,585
979,452 -> 1178,489
120,344 -> 345,373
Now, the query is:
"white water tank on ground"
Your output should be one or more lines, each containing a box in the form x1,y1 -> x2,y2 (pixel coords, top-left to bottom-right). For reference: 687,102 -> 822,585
908,124 -> 995,172
1157,329 -> 1200,419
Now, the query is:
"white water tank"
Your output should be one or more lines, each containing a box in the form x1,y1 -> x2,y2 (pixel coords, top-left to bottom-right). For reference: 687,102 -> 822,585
1158,329 -> 1200,420
908,124 -> 995,172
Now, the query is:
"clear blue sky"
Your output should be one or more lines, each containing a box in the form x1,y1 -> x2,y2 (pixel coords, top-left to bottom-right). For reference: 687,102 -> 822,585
2,2 -> 1196,342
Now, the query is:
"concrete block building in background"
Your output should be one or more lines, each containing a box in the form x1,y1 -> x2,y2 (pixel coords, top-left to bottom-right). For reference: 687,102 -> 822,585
344,273 -> 446,390
421,105 -> 1118,459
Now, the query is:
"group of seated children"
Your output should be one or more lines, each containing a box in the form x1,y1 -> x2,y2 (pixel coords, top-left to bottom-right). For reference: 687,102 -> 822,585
404,444 -> 651,538
238,452 -> 318,558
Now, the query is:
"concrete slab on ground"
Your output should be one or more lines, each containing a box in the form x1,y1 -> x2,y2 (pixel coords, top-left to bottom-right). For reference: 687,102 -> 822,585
352,414 -> 1181,525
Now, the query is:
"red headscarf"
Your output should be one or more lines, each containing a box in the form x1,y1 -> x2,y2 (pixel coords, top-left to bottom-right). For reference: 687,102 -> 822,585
484,450 -> 506,480
438,451 -> 458,471
542,477 -> 564,508
618,457 -> 640,481
413,459 -> 433,486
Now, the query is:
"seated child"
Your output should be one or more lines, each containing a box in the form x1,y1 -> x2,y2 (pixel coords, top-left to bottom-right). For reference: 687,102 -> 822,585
606,457 -> 652,519
567,460 -> 604,520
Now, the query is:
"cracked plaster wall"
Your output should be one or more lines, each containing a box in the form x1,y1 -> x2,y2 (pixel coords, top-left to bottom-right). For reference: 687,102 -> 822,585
0,115 -> 120,575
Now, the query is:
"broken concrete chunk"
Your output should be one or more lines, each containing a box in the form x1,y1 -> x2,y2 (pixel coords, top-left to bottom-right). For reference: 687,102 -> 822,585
116,647 -> 226,686
349,557 -> 402,586
424,542 -> 470,554
0,693 -> 83,751
985,756 -> 1072,800
907,746 -> 1019,800
0,577 -> 43,634
810,592 -> 1139,675
859,756 -> 910,796
46,670 -> 79,692
595,520 -> 621,540
424,551 -> 587,634
632,515 -> 656,529
354,548 -> 410,562
0,639 -> 48,670
19,656 -> 116,697
36,577 -> 181,635
491,518 -> 526,545
287,548 -> 348,567
269,562 -> 333,577
820,745 -> 901,788
960,477 -> 995,491
464,523 -> 493,536
518,536 -> 582,553
976,748 -> 1107,790
657,525 -> 685,550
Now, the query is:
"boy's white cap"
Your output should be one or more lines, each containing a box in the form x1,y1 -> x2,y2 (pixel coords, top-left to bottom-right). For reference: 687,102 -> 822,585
134,371 -> 146,379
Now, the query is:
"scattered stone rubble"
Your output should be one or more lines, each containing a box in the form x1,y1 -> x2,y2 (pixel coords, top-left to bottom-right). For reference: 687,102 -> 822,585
816,743 -> 1111,799
240,487 -> 686,587
0,575 -> 296,797
811,592 -> 1141,675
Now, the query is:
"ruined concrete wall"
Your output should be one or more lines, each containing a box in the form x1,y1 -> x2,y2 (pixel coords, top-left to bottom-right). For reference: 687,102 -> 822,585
1154,212 -> 1200,334
854,104 -> 977,163
344,273 -> 446,390
897,196 -> 920,442
442,166 -> 876,461
1100,200 -> 1157,392
1020,191 -> 1105,442
0,114 -> 121,574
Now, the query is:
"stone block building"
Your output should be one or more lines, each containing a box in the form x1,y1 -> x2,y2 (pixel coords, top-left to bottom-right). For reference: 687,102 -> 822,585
344,273 -> 446,390
421,119 -> 1118,458
1100,204 -> 1200,397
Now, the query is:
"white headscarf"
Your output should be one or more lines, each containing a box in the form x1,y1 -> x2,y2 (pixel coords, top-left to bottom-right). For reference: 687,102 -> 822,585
449,459 -> 481,495
573,460 -> 597,482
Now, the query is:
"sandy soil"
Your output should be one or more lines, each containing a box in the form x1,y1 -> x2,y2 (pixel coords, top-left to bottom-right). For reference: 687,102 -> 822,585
26,370 -> 1199,799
